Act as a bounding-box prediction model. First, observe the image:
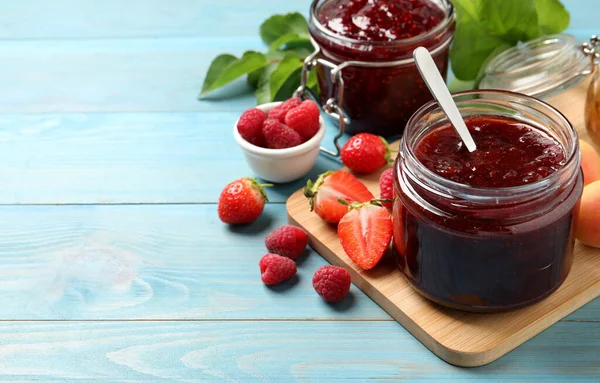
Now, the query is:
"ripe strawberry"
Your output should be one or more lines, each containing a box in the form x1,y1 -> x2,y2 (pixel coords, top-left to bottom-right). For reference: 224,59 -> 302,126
218,177 -> 271,225
259,253 -> 297,285
313,265 -> 351,302
285,100 -> 321,141
338,201 -> 393,270
237,108 -> 267,147
268,97 -> 302,123
304,170 -> 374,224
265,225 -> 309,260
379,168 -> 394,210
341,133 -> 392,173
263,118 -> 303,149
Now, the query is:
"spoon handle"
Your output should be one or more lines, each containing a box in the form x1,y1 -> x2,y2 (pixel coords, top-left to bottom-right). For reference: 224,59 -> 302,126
413,47 -> 477,152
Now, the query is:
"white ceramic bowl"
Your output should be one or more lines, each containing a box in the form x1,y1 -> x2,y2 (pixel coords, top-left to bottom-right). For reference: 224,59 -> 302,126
233,101 -> 326,183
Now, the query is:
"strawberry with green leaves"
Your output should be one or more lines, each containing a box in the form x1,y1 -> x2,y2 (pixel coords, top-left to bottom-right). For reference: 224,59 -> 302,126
341,133 -> 393,174
338,200 -> 393,270
304,170 -> 374,224
218,177 -> 272,225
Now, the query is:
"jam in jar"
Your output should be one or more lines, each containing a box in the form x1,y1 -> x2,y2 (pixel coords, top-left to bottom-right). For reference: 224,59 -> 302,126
394,90 -> 583,312
308,0 -> 455,137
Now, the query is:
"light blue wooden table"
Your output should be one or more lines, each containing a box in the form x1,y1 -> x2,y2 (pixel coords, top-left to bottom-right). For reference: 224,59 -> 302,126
0,1 -> 598,381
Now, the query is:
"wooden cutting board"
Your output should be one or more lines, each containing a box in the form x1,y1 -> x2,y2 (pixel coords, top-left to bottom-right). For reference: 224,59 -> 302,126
287,79 -> 600,367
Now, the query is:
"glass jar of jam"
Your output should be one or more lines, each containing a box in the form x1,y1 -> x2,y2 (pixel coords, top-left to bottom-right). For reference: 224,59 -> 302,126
393,90 -> 583,312
307,0 -> 455,138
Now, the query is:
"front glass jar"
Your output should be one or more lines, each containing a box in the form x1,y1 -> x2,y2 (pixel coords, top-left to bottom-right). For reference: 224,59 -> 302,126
308,0 -> 455,138
393,90 -> 583,312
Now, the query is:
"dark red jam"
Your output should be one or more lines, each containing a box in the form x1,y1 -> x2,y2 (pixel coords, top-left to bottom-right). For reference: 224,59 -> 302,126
394,115 -> 583,312
415,116 -> 567,188
319,0 -> 445,42
309,0 -> 454,137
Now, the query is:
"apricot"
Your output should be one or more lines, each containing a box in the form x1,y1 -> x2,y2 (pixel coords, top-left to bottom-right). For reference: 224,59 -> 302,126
580,139 -> 600,186
576,180 -> 600,248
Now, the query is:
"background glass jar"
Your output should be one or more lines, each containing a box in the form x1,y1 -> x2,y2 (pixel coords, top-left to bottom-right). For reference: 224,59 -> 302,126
307,0 -> 455,138
393,90 -> 583,312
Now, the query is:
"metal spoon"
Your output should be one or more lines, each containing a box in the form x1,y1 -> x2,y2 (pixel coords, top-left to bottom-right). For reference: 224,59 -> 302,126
413,47 -> 477,152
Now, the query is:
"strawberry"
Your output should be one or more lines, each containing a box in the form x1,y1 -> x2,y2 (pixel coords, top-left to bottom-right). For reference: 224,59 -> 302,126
338,200 -> 393,270
304,170 -> 374,224
218,177 -> 272,224
341,133 -> 392,173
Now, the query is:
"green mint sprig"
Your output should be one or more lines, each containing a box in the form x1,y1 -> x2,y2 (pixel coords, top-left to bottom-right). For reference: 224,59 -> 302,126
199,12 -> 318,104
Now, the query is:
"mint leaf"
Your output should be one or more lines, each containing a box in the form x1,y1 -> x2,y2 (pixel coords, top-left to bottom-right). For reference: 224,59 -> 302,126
247,50 -> 287,89
450,0 -> 512,81
535,0 -> 570,34
200,51 -> 268,96
247,68 -> 263,89
260,13 -> 308,46
269,33 -> 311,51
200,54 -> 237,94
307,68 -> 319,94
450,0 -> 570,81
269,55 -> 304,101
256,64 -> 279,104
479,0 -> 540,42
274,69 -> 302,101
448,78 -> 476,93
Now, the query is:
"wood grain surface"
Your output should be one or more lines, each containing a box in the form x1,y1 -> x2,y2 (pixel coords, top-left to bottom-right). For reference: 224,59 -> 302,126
0,0 -> 596,380
288,167 -> 600,367
0,321 -> 597,382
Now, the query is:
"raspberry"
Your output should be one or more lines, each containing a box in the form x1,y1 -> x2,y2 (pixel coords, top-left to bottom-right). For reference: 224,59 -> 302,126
379,168 -> 394,210
259,253 -> 297,285
268,97 -> 302,123
265,225 -> 309,260
263,119 -> 303,149
285,100 -> 321,141
237,108 -> 267,147
312,265 -> 351,302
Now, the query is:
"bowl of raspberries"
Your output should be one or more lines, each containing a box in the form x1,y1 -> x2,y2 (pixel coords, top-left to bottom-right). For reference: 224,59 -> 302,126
233,98 -> 325,183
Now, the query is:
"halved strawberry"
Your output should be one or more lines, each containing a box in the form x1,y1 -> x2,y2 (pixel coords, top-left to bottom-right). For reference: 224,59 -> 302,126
338,201 -> 393,270
304,170 -> 374,224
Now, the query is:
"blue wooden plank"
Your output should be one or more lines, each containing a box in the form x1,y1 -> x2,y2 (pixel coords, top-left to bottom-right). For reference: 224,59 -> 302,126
0,16 -> 591,115
0,320 -> 597,381
0,204 -> 388,320
0,201 -> 597,321
0,0 -> 312,40
0,37 -> 266,114
0,111 -> 342,204
0,0 -> 592,41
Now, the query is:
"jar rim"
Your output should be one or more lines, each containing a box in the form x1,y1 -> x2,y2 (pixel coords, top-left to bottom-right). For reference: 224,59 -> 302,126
309,0 -> 455,48
401,89 -> 580,201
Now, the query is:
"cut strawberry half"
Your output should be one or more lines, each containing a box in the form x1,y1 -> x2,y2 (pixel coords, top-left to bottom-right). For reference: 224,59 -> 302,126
304,170 -> 374,224
338,200 -> 393,270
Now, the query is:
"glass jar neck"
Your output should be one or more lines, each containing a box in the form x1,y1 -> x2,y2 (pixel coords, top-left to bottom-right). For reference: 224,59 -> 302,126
308,0 -> 455,62
398,90 -> 581,223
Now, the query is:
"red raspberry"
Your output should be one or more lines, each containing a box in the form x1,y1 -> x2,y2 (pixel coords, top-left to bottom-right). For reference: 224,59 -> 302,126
237,108 -> 267,147
259,253 -> 297,285
312,265 -> 351,302
268,97 -> 302,123
285,100 -> 321,141
379,168 -> 394,210
263,119 -> 303,149
265,225 -> 309,260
